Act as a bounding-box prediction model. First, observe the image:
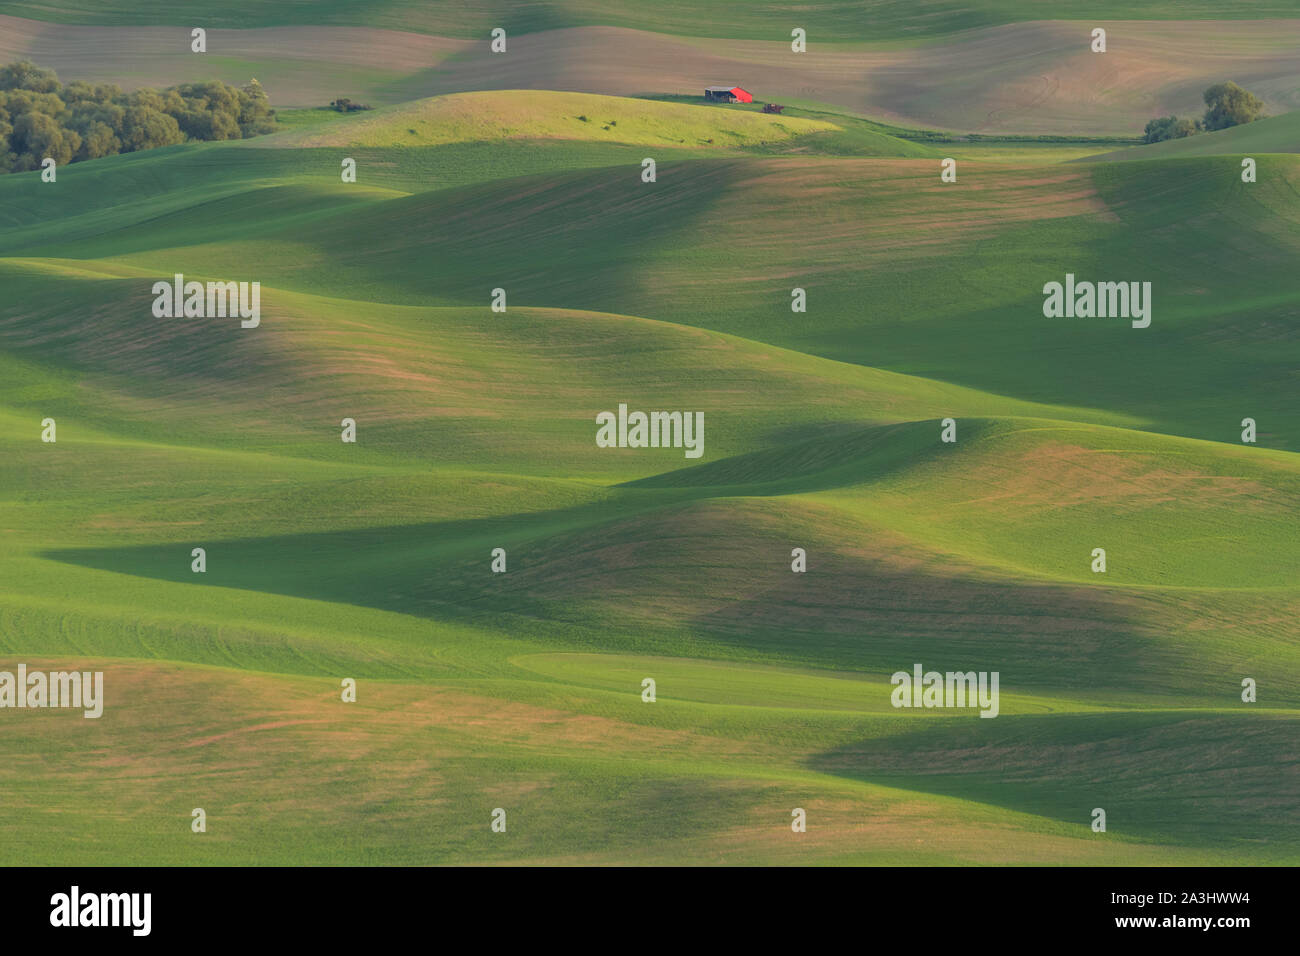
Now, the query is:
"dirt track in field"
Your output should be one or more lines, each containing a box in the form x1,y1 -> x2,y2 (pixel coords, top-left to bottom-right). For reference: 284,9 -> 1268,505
3,16 -> 1299,134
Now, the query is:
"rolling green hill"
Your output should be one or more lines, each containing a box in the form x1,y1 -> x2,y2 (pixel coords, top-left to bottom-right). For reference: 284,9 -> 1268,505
1,58 -> 1296,865
263,91 -> 841,149
7,136 -> 1292,449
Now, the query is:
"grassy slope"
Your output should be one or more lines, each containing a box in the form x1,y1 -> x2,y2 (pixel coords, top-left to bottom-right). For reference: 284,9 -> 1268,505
1,94 -> 1297,865
264,91 -> 840,149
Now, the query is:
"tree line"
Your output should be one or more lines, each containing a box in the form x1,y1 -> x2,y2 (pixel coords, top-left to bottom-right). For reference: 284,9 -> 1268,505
1143,82 -> 1265,144
0,60 -> 276,173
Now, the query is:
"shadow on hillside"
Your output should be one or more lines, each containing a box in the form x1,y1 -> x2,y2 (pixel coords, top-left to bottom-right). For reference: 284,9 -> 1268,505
807,709 -> 1300,851
622,418 -> 984,492
43,473 -> 1188,692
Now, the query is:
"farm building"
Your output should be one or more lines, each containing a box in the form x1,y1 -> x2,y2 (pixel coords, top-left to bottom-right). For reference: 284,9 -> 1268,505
704,86 -> 753,104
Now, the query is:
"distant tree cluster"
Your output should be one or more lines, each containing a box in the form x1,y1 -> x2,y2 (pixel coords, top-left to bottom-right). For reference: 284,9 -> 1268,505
0,60 -> 275,173
1201,82 -> 1266,131
1143,115 -> 1201,143
329,98 -> 372,113
1142,81 -> 1265,144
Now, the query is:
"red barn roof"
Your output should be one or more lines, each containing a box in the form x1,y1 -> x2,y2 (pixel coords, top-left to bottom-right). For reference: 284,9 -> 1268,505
731,87 -> 753,103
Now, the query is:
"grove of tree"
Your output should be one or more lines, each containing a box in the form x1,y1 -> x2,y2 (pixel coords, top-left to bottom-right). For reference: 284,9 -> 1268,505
0,60 -> 276,173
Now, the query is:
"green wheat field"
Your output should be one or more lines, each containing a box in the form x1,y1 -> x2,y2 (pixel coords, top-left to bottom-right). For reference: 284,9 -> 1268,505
0,1 -> 1297,865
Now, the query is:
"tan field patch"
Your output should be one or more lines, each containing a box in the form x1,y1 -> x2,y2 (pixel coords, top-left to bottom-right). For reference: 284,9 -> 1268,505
3,17 -> 1298,131
0,659 -> 762,777
956,441 -> 1292,514
405,21 -> 1300,135
701,796 -> 1136,865
0,659 -> 804,861
0,15 -> 466,107
690,159 -> 1117,269
509,790 -> 1221,865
